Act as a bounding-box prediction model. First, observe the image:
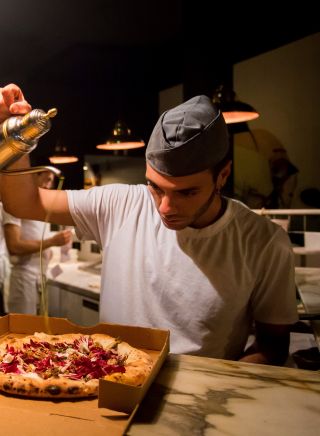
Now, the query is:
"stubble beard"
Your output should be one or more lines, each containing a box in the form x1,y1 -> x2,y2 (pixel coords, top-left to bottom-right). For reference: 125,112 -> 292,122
161,187 -> 218,230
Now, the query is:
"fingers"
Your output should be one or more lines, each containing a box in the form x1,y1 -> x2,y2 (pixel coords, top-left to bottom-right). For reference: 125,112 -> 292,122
0,83 -> 32,121
62,229 -> 73,241
49,229 -> 73,248
2,83 -> 26,106
55,230 -> 73,246
9,100 -> 32,114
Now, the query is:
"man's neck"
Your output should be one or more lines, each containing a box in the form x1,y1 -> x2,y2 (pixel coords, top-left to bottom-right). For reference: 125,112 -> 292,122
191,194 -> 227,229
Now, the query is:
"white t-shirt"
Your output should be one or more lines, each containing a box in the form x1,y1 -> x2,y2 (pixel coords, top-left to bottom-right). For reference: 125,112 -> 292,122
2,211 -> 51,314
2,212 -> 51,272
67,184 -> 298,359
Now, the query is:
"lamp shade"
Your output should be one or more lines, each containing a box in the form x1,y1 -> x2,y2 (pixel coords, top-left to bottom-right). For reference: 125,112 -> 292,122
213,85 -> 259,124
49,145 -> 79,164
96,120 -> 145,151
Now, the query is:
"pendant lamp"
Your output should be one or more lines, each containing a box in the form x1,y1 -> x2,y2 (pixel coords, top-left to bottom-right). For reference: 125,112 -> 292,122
213,85 -> 259,124
96,120 -> 145,151
49,144 -> 79,164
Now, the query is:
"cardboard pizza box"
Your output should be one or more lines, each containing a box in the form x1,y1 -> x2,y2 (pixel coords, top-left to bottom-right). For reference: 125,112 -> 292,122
0,313 -> 170,436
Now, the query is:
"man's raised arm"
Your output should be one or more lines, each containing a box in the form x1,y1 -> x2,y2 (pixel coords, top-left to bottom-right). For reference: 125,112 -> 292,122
0,84 -> 74,226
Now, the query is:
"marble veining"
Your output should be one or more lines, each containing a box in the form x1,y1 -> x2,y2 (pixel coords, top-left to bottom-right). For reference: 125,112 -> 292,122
295,267 -> 320,313
295,267 -> 320,285
128,354 -> 320,436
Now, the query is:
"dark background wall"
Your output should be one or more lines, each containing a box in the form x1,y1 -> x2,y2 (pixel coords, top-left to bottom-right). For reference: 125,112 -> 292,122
0,1 -> 318,188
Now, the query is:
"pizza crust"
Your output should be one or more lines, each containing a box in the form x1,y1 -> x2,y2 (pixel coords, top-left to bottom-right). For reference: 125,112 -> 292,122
0,372 -> 98,398
0,332 -> 153,398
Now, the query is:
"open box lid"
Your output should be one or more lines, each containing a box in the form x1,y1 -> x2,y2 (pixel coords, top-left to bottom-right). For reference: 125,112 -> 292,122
98,331 -> 169,412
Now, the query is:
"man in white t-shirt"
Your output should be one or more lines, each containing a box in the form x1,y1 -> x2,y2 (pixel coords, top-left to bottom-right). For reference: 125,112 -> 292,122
3,170 -> 72,314
0,84 -> 298,365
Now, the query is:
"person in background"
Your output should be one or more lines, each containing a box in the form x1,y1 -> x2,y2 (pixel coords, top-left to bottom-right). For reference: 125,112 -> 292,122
267,148 -> 299,208
2,169 -> 72,314
0,84 -> 298,365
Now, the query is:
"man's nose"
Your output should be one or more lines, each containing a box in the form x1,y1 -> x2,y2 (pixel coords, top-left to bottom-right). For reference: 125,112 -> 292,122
158,195 -> 177,214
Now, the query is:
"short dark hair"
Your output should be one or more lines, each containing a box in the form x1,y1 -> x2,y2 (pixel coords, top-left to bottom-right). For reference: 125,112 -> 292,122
209,151 -> 231,182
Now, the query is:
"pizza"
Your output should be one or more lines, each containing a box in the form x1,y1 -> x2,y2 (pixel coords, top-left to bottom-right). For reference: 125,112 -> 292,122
0,332 -> 153,398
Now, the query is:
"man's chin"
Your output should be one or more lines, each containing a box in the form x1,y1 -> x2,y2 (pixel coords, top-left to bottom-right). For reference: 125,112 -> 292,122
161,217 -> 189,230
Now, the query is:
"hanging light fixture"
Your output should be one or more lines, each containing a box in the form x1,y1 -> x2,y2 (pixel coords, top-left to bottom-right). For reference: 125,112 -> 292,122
96,120 -> 145,151
213,85 -> 259,124
49,144 -> 79,164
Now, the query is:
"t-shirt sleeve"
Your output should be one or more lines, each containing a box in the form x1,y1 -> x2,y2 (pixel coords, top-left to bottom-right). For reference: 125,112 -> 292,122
66,184 -> 146,248
251,228 -> 298,325
2,210 -> 21,227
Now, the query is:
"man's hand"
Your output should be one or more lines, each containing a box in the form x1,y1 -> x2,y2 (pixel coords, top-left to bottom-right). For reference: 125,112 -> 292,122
50,229 -> 73,247
239,321 -> 291,366
0,83 -> 32,122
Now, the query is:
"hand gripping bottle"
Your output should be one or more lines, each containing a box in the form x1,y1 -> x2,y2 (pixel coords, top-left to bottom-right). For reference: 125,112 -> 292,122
0,108 -> 57,170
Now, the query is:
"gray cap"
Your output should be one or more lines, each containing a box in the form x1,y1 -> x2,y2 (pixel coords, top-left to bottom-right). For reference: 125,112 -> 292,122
146,95 -> 229,176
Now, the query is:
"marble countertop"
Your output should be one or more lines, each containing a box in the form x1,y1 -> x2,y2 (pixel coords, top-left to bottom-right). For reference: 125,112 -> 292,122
295,267 -> 320,350
47,260 -> 101,300
295,267 -> 320,314
41,263 -> 320,434
128,353 -> 320,436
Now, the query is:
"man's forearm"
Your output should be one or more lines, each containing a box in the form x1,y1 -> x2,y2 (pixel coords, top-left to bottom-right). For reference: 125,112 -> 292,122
239,341 -> 288,366
239,350 -> 272,365
7,237 -> 53,256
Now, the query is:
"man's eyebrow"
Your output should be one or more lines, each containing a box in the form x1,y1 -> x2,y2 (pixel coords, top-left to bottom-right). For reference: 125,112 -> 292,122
179,186 -> 200,192
146,178 -> 201,192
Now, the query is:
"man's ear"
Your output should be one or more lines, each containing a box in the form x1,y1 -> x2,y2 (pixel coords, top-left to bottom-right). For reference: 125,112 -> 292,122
217,160 -> 232,187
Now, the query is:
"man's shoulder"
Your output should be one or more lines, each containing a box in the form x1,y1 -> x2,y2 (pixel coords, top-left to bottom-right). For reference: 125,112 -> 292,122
229,198 -> 289,240
104,183 -> 150,203
69,183 -> 148,201
229,199 -> 275,223
228,198 -> 263,222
